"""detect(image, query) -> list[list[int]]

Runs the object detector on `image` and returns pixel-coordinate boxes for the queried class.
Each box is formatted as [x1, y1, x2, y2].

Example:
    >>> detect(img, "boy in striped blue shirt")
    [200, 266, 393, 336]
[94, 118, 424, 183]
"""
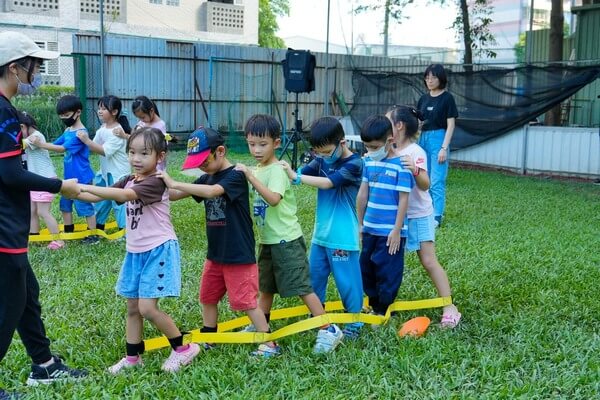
[357, 115, 414, 316]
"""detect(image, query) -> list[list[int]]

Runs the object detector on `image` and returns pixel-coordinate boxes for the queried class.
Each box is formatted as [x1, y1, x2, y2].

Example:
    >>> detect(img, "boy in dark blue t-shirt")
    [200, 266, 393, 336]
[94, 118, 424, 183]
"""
[31, 95, 98, 244]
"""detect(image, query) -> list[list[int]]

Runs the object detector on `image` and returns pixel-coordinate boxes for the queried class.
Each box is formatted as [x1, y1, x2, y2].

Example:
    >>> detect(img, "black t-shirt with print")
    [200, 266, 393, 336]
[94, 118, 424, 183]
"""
[193, 166, 256, 265]
[417, 91, 459, 132]
[0, 95, 62, 253]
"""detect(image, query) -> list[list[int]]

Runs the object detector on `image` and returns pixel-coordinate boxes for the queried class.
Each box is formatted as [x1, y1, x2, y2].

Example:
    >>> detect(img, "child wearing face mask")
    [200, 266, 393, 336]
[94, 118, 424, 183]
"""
[279, 116, 365, 339]
[30, 94, 98, 244]
[356, 115, 414, 316]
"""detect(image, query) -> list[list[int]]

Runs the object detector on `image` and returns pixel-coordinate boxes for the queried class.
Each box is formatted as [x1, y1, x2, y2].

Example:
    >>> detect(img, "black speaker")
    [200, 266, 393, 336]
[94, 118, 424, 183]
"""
[282, 49, 316, 94]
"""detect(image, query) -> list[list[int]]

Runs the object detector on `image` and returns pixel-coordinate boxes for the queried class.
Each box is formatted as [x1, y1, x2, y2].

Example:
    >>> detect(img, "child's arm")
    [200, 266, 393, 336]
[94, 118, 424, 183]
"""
[28, 135, 65, 153]
[79, 183, 138, 203]
[156, 171, 224, 200]
[400, 154, 430, 191]
[356, 181, 369, 231]
[387, 192, 408, 255]
[235, 163, 282, 206]
[279, 160, 333, 189]
[77, 130, 105, 156]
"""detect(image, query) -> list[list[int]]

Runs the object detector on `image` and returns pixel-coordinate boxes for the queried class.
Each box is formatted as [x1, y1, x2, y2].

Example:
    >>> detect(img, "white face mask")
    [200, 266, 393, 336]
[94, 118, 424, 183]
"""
[367, 144, 388, 161]
[16, 72, 42, 96]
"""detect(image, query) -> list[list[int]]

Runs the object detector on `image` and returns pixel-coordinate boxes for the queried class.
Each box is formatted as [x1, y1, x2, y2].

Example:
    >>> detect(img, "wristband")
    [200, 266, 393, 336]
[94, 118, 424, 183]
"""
[441, 146, 448, 151]
[292, 170, 302, 185]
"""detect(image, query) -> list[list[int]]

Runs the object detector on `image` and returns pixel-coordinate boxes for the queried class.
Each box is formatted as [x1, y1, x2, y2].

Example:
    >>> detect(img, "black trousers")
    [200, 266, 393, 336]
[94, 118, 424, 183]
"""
[0, 253, 52, 365]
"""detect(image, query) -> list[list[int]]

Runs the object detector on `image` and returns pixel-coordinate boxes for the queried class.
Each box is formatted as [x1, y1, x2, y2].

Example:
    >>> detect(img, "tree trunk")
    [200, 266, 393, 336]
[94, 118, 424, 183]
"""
[383, 0, 391, 57]
[460, 0, 473, 71]
[545, 0, 564, 126]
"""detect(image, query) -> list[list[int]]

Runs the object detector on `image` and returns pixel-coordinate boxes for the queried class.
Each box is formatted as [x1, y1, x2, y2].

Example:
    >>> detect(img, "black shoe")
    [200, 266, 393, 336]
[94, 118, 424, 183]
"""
[26, 355, 88, 386]
[0, 389, 21, 400]
[81, 235, 100, 245]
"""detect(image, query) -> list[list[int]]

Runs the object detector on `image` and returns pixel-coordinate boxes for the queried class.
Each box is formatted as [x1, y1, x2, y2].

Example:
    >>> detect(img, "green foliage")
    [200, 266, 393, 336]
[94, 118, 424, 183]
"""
[12, 85, 75, 141]
[449, 0, 497, 60]
[3, 151, 600, 398]
[258, 0, 289, 49]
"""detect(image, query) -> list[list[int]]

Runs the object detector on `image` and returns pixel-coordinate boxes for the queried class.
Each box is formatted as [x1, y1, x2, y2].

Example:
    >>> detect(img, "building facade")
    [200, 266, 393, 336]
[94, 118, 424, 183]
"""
[0, 0, 258, 85]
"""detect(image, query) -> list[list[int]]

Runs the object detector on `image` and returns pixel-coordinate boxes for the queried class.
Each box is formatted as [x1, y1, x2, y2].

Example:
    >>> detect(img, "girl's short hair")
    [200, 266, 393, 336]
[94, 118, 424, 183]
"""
[360, 115, 392, 143]
[127, 127, 167, 154]
[98, 95, 131, 133]
[387, 105, 423, 140]
[423, 64, 448, 89]
[17, 110, 38, 129]
[309, 116, 345, 148]
[244, 114, 281, 139]
[132, 95, 160, 117]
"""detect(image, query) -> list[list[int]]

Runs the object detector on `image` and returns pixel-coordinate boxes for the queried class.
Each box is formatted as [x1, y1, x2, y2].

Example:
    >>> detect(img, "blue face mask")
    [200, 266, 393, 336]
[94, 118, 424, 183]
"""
[367, 144, 388, 161]
[16, 73, 42, 96]
[321, 143, 342, 165]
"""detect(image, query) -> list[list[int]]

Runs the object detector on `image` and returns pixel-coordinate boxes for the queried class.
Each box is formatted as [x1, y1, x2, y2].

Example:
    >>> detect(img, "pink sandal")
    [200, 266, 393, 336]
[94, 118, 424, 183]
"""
[441, 310, 462, 328]
[47, 240, 65, 250]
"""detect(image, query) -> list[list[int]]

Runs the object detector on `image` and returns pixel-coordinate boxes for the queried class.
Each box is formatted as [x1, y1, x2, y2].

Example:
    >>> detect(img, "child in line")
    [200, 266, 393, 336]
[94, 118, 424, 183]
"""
[157, 127, 278, 357]
[236, 114, 343, 353]
[76, 127, 200, 373]
[114, 95, 169, 170]
[387, 105, 461, 327]
[279, 116, 364, 338]
[77, 95, 130, 232]
[357, 115, 413, 316]
[19, 111, 64, 250]
[31, 95, 98, 244]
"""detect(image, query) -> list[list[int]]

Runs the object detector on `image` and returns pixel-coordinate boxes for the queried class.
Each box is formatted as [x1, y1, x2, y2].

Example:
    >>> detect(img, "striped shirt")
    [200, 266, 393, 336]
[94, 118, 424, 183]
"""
[362, 156, 413, 237]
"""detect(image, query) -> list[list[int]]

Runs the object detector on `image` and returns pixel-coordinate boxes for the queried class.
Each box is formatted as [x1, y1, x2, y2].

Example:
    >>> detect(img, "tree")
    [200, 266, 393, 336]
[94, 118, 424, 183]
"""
[258, 0, 289, 49]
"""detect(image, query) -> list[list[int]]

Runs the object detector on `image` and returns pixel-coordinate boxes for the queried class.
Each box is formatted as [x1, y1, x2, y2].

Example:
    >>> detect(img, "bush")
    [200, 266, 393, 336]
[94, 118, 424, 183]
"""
[13, 85, 75, 141]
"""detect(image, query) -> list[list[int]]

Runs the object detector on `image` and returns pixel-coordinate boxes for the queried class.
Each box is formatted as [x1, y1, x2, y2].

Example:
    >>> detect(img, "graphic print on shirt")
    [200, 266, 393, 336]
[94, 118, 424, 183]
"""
[205, 196, 226, 226]
[332, 249, 349, 262]
[252, 189, 268, 227]
[127, 199, 144, 230]
[0, 117, 21, 145]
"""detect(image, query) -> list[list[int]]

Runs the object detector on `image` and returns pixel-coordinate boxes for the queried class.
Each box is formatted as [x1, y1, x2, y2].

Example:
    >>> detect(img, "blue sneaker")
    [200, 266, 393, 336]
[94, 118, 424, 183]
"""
[251, 343, 281, 358]
[314, 324, 343, 353]
[342, 322, 364, 339]
[26, 355, 88, 386]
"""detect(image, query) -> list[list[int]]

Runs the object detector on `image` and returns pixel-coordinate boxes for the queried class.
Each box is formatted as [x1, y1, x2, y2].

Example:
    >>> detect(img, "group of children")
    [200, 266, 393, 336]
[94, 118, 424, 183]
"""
[25, 102, 459, 375]
[22, 93, 462, 374]
[20, 94, 166, 247]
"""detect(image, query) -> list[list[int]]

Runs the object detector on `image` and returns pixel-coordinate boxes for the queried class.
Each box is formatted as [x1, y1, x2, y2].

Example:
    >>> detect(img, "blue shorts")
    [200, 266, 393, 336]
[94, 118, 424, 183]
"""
[116, 240, 181, 298]
[406, 215, 436, 252]
[59, 196, 95, 218]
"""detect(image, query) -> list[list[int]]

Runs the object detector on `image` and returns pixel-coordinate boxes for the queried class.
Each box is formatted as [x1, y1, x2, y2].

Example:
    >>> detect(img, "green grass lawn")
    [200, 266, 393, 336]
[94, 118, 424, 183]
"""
[2, 150, 600, 399]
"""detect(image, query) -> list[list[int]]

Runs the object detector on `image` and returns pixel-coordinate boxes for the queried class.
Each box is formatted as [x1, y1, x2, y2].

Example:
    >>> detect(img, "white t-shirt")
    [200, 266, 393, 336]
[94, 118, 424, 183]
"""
[93, 125, 130, 181]
[23, 131, 57, 178]
[397, 143, 434, 218]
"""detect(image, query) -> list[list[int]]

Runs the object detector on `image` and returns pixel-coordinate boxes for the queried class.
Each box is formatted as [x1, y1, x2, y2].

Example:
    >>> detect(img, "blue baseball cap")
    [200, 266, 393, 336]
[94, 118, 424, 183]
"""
[182, 126, 224, 169]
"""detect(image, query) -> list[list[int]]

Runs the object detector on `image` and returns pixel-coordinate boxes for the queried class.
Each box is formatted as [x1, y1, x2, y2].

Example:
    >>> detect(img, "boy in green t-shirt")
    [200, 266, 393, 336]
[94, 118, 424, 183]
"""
[235, 114, 343, 354]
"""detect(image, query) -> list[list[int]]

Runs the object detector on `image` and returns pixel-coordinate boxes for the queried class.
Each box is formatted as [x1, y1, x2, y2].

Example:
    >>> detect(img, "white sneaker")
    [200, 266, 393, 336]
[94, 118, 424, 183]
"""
[107, 356, 143, 375]
[313, 324, 343, 354]
[161, 343, 200, 372]
[241, 324, 257, 332]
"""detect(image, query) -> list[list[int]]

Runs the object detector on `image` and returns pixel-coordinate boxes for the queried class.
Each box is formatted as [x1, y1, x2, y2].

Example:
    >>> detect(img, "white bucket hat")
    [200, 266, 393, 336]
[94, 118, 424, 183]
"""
[0, 31, 59, 66]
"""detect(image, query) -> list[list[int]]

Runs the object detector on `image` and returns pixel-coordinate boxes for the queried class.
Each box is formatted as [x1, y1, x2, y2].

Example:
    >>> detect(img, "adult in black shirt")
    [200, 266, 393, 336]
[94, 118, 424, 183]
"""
[417, 64, 458, 227]
[0, 31, 86, 396]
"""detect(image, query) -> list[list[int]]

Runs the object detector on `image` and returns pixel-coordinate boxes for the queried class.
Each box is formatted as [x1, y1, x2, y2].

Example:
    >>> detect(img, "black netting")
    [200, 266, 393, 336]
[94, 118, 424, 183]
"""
[350, 65, 600, 149]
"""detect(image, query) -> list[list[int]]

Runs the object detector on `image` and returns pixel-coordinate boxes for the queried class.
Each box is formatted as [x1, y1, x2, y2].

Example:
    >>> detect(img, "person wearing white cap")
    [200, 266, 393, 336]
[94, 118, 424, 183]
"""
[0, 31, 87, 398]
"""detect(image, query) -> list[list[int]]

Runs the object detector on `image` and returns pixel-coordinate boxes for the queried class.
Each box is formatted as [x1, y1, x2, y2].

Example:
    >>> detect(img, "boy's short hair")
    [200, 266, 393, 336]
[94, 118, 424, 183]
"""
[360, 115, 392, 143]
[56, 95, 83, 115]
[309, 116, 344, 148]
[244, 114, 281, 140]
[182, 126, 225, 170]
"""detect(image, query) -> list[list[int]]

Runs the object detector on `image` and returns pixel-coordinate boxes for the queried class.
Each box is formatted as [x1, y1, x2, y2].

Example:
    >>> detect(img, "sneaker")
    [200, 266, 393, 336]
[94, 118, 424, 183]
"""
[26, 355, 88, 386]
[161, 343, 200, 372]
[107, 356, 143, 375]
[241, 324, 257, 332]
[314, 324, 344, 353]
[202, 342, 217, 351]
[342, 322, 364, 339]
[47, 240, 65, 250]
[250, 343, 281, 358]
[81, 235, 100, 245]
[0, 389, 21, 400]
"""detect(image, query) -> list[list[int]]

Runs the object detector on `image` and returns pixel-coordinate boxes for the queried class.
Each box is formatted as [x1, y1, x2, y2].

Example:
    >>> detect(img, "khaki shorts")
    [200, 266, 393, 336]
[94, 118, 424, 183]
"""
[258, 237, 313, 297]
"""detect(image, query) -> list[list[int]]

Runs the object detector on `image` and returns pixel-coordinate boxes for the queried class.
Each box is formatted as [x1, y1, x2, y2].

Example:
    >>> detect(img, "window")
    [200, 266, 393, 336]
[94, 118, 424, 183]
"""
[166, 0, 179, 5]
[149, 0, 162, 4]
[34, 41, 59, 76]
